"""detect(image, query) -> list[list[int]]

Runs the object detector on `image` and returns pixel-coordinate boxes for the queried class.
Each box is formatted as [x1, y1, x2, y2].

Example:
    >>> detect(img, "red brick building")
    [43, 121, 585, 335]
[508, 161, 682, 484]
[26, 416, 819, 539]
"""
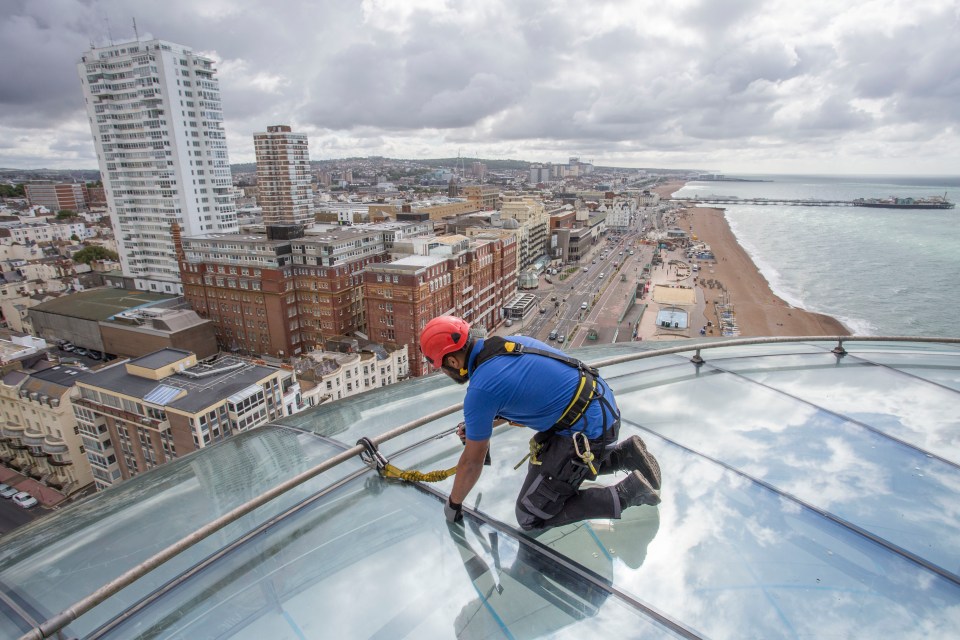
[364, 232, 517, 377]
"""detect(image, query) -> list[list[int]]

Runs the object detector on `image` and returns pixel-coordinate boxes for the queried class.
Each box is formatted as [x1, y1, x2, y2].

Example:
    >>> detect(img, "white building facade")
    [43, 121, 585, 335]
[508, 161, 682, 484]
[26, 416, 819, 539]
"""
[78, 38, 239, 295]
[254, 125, 315, 227]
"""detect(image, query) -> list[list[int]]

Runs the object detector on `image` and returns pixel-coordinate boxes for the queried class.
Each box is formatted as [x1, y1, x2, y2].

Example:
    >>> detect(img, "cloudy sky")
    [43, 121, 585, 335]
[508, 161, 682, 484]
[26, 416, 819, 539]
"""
[2, 0, 958, 174]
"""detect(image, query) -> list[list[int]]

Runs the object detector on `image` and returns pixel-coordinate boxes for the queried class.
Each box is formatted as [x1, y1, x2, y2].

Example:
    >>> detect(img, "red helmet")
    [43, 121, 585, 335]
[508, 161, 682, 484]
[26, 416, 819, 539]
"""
[420, 316, 471, 368]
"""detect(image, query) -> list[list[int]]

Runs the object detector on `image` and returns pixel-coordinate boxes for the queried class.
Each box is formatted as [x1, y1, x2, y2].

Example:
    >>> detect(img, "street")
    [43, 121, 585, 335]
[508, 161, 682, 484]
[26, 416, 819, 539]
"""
[0, 497, 45, 535]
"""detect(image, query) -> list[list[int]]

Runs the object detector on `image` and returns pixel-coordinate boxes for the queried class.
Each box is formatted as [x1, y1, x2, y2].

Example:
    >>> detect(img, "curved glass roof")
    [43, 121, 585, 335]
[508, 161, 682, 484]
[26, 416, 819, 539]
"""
[1, 339, 960, 639]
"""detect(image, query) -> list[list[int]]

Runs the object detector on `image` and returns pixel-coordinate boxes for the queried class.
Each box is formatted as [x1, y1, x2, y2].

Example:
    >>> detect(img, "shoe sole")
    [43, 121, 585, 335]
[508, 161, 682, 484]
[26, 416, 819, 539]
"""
[625, 436, 662, 490]
[621, 470, 661, 508]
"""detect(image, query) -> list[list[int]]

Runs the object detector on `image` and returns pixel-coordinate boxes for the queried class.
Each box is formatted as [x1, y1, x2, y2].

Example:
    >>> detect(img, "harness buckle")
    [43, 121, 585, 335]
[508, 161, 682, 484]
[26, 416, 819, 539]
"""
[357, 436, 389, 472]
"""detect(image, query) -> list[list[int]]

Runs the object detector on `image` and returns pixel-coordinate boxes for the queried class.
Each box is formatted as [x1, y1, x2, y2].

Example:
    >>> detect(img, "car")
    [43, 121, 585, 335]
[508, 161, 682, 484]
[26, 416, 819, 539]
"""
[539, 307, 546, 314]
[62, 343, 75, 352]
[599, 273, 605, 279]
[89, 350, 102, 361]
[582, 267, 589, 272]
[12, 492, 38, 508]
[549, 330, 558, 340]
[592, 259, 597, 264]
[0, 485, 19, 498]
[557, 334, 566, 343]
[74, 348, 88, 357]
[581, 302, 588, 310]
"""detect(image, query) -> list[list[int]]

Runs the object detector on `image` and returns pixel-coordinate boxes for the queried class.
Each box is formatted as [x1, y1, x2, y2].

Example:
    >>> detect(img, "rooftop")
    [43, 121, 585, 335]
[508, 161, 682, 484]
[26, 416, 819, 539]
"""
[1, 338, 959, 638]
[79, 353, 277, 413]
[28, 289, 175, 322]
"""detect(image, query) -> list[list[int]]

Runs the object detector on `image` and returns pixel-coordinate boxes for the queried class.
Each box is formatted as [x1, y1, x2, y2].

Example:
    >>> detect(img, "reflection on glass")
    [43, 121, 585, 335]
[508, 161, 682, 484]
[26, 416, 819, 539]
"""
[100, 476, 676, 639]
[0, 427, 361, 636]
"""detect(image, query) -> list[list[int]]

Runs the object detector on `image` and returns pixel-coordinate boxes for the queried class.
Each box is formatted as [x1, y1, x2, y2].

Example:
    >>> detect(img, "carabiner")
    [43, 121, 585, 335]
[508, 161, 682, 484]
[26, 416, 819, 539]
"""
[357, 436, 389, 472]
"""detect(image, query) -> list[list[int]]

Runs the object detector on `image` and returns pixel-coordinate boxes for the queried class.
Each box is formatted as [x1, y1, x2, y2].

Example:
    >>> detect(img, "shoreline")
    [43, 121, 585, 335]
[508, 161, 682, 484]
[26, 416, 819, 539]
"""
[652, 180, 850, 337]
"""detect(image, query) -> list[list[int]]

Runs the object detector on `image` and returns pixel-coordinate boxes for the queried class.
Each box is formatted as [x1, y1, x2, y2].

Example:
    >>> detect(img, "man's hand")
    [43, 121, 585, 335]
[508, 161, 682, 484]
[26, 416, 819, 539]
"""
[444, 498, 463, 524]
[456, 421, 467, 445]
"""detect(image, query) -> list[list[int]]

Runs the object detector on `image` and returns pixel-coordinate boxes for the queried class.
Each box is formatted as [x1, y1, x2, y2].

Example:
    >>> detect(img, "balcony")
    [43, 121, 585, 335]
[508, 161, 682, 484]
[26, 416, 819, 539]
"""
[43, 435, 70, 456]
[2, 421, 24, 439]
[22, 428, 45, 447]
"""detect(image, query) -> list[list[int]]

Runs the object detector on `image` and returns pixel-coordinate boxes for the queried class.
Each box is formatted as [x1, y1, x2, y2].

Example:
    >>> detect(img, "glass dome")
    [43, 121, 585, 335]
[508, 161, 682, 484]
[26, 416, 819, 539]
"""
[1, 339, 959, 639]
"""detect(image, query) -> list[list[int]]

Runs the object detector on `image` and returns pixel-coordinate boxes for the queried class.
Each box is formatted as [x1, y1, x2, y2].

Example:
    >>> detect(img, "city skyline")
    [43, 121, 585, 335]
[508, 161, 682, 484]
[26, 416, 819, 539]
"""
[1, 0, 958, 175]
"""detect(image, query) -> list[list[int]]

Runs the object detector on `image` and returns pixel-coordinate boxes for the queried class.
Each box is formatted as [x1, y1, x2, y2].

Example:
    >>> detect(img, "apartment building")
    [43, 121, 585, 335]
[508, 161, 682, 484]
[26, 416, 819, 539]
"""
[499, 194, 549, 270]
[364, 232, 517, 377]
[294, 341, 409, 405]
[178, 223, 434, 357]
[462, 185, 500, 211]
[177, 230, 299, 357]
[23, 182, 89, 212]
[0, 220, 88, 245]
[0, 362, 94, 498]
[254, 125, 314, 227]
[78, 38, 238, 295]
[73, 349, 298, 490]
[289, 227, 391, 347]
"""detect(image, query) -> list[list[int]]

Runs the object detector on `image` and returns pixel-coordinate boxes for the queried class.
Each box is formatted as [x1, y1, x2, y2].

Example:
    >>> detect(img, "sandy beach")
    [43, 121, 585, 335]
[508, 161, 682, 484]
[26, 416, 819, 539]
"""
[652, 181, 849, 337]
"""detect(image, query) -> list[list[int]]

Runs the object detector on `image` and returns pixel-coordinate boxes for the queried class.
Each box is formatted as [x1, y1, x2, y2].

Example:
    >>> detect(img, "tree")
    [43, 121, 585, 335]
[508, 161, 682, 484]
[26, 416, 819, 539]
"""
[72, 246, 119, 264]
[57, 209, 78, 219]
[0, 183, 25, 198]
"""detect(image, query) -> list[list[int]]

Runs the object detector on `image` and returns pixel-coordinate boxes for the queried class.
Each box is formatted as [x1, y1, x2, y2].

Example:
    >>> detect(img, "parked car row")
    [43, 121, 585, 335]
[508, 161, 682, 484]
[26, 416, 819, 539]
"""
[0, 483, 38, 508]
[57, 341, 103, 360]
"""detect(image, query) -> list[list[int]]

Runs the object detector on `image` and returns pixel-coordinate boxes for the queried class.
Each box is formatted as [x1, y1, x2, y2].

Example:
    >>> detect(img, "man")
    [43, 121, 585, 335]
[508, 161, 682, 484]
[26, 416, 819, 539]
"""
[419, 315, 661, 530]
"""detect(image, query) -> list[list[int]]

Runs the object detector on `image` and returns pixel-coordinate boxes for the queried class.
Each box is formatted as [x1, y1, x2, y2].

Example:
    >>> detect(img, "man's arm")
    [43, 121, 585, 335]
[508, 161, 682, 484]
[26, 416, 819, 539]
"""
[449, 437, 490, 506]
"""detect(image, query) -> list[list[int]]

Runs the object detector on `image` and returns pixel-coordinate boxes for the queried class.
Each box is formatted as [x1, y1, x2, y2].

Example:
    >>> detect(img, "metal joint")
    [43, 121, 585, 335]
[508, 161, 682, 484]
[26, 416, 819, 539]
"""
[356, 436, 388, 472]
[690, 349, 704, 365]
[832, 340, 847, 356]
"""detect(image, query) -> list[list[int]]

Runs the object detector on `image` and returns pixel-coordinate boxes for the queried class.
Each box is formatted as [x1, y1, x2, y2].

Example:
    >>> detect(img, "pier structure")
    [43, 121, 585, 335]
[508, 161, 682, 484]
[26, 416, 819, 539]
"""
[668, 197, 854, 206]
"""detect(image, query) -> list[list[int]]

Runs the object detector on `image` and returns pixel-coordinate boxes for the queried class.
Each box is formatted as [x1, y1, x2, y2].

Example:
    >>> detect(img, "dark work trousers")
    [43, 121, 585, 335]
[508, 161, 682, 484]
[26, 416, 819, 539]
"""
[515, 418, 622, 530]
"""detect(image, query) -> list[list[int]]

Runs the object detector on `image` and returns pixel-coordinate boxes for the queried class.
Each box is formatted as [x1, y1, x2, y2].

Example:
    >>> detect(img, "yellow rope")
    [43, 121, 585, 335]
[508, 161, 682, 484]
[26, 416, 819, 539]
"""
[513, 437, 543, 470]
[381, 463, 458, 483]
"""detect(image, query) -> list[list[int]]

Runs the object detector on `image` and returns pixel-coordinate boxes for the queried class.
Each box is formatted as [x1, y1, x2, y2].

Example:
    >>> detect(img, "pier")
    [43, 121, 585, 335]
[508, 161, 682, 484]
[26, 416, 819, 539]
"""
[669, 197, 854, 206]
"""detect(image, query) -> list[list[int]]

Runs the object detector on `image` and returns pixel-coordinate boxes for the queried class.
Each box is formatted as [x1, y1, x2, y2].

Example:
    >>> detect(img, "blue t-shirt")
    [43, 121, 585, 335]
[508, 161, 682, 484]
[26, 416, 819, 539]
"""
[462, 336, 616, 441]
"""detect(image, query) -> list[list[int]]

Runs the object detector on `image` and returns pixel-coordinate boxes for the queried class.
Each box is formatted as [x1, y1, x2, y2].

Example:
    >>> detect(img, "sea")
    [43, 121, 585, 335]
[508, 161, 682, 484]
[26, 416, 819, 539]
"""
[672, 174, 960, 338]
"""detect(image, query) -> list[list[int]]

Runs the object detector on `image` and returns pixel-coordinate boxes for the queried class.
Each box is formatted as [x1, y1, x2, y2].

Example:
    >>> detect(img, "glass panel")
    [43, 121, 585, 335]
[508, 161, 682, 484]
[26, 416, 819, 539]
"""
[332, 399, 960, 637]
[615, 369, 960, 576]
[277, 375, 465, 453]
[604, 441, 960, 638]
[720, 355, 960, 462]
[0, 611, 31, 638]
[0, 427, 364, 637]
[846, 350, 960, 391]
[98, 478, 680, 639]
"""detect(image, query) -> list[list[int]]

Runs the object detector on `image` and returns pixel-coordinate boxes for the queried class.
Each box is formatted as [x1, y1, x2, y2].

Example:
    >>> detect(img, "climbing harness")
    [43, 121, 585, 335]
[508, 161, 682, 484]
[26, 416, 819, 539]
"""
[357, 436, 458, 483]
[471, 337, 610, 470]
[473, 337, 600, 431]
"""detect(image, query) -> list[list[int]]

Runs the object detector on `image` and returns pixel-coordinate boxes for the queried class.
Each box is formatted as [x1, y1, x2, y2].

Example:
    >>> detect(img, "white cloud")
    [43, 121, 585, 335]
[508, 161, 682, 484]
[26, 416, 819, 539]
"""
[0, 0, 958, 172]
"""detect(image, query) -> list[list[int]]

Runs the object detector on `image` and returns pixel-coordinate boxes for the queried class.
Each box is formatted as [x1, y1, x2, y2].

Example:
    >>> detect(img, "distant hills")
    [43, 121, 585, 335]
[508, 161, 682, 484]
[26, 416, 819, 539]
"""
[2, 159, 696, 182]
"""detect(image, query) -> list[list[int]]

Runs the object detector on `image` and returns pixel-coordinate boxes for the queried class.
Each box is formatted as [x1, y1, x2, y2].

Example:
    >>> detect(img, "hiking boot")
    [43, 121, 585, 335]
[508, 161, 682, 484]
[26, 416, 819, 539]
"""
[616, 470, 661, 509]
[610, 436, 661, 490]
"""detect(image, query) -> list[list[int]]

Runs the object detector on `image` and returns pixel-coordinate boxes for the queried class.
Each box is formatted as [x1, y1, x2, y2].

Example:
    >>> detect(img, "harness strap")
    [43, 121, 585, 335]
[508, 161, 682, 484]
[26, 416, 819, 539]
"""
[473, 337, 600, 432]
